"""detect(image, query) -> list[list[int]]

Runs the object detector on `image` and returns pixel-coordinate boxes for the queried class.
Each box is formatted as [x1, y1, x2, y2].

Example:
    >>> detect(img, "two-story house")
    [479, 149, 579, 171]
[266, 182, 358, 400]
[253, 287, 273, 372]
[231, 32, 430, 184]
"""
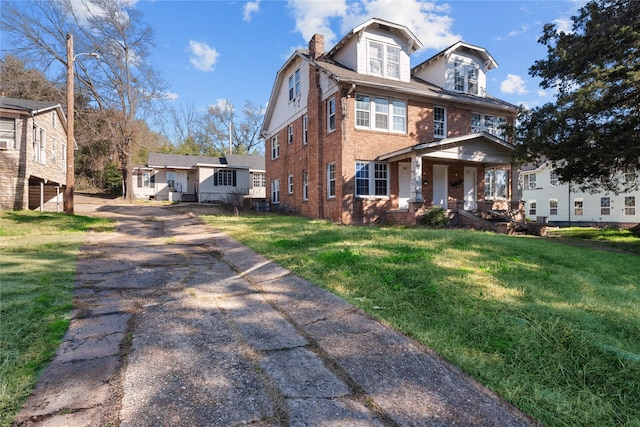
[520, 162, 639, 228]
[0, 96, 71, 211]
[261, 18, 518, 225]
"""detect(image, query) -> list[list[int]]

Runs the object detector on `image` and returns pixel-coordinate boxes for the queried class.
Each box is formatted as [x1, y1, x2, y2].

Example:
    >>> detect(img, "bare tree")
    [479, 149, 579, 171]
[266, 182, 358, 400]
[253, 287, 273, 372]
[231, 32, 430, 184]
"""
[2, 0, 167, 200]
[202, 99, 265, 155]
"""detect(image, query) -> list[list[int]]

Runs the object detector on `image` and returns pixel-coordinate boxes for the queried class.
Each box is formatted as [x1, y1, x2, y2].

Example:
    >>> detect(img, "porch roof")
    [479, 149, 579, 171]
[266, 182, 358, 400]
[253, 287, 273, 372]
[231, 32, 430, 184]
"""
[376, 132, 514, 165]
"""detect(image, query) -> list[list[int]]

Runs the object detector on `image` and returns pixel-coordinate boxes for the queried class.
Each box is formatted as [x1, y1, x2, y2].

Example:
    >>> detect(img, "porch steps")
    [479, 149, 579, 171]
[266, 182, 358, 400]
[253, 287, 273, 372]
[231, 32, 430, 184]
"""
[181, 193, 197, 202]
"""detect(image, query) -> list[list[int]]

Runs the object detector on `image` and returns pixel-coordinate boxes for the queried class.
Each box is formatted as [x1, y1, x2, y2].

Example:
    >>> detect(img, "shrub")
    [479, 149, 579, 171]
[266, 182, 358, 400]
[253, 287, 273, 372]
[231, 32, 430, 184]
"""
[417, 206, 448, 229]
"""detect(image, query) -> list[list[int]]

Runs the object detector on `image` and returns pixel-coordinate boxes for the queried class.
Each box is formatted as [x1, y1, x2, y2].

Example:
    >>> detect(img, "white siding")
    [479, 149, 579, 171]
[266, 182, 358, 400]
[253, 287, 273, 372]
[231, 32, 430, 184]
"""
[354, 28, 412, 83]
[332, 36, 358, 71]
[521, 165, 640, 225]
[413, 56, 446, 87]
[444, 52, 486, 96]
[319, 72, 339, 102]
[265, 57, 309, 138]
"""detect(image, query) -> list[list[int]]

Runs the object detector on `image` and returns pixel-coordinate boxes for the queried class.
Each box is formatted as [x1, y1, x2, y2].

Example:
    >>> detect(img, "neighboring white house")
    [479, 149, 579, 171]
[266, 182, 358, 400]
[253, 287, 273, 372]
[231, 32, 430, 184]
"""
[520, 162, 639, 228]
[132, 152, 266, 203]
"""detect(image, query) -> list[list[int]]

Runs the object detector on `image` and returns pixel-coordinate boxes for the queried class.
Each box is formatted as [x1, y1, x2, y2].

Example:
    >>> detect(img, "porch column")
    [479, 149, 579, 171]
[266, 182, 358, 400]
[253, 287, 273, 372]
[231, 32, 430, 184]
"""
[410, 154, 423, 202]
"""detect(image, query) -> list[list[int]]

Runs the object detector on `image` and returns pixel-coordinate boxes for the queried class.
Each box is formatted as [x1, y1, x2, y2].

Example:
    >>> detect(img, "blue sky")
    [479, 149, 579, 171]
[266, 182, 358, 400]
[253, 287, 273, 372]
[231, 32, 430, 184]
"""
[134, 0, 586, 118]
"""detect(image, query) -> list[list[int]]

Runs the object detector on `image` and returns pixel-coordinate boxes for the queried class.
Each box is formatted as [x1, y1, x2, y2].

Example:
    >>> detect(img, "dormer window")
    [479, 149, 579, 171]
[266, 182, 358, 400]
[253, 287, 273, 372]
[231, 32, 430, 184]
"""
[368, 40, 400, 79]
[454, 61, 479, 95]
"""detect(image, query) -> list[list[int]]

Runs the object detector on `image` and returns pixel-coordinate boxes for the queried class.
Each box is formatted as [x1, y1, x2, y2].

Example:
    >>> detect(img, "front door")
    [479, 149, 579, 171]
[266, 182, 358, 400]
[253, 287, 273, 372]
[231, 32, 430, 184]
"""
[433, 165, 448, 209]
[464, 167, 477, 210]
[398, 162, 411, 209]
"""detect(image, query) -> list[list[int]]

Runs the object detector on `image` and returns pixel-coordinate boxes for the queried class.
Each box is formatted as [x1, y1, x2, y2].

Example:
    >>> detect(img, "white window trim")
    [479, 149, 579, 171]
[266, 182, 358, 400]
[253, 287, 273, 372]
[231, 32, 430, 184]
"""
[574, 198, 584, 216]
[0, 118, 16, 149]
[302, 115, 308, 145]
[355, 161, 389, 198]
[271, 179, 280, 204]
[471, 112, 507, 140]
[354, 93, 406, 134]
[600, 196, 611, 215]
[287, 124, 294, 144]
[434, 106, 446, 139]
[529, 200, 537, 216]
[549, 199, 558, 216]
[327, 163, 336, 199]
[288, 174, 294, 194]
[624, 196, 636, 215]
[302, 170, 308, 201]
[368, 40, 400, 80]
[327, 97, 336, 132]
[288, 68, 300, 101]
[271, 136, 279, 160]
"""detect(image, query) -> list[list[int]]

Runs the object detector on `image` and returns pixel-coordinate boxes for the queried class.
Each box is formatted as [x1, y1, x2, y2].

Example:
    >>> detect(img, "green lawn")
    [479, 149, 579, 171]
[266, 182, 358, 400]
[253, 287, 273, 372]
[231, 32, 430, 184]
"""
[547, 227, 640, 255]
[0, 211, 114, 427]
[202, 214, 640, 427]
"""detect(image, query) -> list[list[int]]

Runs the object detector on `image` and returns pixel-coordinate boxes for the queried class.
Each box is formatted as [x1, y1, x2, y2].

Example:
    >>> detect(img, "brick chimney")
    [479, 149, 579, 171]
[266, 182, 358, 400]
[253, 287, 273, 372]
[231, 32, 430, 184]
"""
[309, 34, 324, 60]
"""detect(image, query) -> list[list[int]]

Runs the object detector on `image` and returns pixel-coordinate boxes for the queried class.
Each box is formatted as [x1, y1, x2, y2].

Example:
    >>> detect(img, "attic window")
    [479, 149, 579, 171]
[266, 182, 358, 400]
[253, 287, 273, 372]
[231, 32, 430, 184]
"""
[453, 61, 479, 95]
[368, 41, 400, 79]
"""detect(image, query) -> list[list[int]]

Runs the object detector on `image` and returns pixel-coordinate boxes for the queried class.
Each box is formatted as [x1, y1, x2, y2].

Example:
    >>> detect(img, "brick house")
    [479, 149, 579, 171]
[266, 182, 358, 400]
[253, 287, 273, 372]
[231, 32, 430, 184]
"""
[0, 96, 71, 211]
[261, 18, 519, 225]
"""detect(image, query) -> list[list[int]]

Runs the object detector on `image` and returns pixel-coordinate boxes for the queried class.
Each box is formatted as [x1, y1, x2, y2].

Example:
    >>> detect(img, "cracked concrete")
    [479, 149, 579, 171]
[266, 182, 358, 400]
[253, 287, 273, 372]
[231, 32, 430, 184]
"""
[12, 198, 538, 426]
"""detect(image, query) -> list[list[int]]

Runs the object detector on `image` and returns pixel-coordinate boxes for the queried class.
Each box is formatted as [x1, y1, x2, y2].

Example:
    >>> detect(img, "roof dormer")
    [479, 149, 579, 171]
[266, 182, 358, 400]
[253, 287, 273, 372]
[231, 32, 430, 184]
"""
[327, 18, 422, 84]
[412, 41, 498, 97]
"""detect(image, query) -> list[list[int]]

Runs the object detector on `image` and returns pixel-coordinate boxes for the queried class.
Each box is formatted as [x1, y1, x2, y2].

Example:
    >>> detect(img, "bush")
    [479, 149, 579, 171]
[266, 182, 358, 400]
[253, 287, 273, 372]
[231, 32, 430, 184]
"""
[417, 206, 448, 229]
[104, 162, 122, 193]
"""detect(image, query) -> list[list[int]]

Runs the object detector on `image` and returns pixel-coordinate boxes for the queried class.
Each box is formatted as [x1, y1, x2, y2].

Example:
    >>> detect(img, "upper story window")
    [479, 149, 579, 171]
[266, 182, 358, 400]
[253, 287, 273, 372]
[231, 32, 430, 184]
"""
[434, 106, 446, 138]
[0, 118, 16, 149]
[287, 124, 294, 144]
[368, 40, 400, 79]
[33, 126, 46, 164]
[355, 94, 406, 133]
[302, 115, 308, 145]
[271, 135, 280, 159]
[550, 171, 559, 186]
[471, 113, 507, 140]
[454, 60, 479, 95]
[524, 173, 537, 190]
[288, 68, 300, 101]
[327, 97, 336, 132]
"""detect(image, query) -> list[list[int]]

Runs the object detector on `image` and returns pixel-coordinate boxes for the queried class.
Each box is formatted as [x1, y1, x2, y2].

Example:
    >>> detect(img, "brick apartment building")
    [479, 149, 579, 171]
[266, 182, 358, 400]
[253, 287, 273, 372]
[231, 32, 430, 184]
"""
[261, 18, 518, 225]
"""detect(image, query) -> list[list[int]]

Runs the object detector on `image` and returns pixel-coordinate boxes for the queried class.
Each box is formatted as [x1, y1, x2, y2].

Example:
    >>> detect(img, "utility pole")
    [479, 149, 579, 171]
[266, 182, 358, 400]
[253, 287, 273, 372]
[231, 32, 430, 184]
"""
[65, 33, 75, 215]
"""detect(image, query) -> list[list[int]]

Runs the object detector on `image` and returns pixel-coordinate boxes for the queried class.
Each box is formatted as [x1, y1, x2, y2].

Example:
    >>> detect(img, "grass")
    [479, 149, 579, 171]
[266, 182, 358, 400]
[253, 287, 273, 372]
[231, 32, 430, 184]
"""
[547, 227, 640, 254]
[0, 211, 114, 427]
[201, 213, 640, 427]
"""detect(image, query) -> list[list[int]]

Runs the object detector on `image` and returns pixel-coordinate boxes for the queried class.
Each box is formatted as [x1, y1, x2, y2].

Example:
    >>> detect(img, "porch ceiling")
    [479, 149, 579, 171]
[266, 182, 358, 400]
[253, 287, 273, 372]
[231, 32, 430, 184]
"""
[377, 132, 514, 164]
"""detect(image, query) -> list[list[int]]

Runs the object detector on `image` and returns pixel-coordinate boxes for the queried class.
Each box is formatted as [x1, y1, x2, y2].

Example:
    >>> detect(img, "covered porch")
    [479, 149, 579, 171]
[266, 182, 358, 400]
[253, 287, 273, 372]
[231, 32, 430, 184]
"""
[378, 132, 522, 227]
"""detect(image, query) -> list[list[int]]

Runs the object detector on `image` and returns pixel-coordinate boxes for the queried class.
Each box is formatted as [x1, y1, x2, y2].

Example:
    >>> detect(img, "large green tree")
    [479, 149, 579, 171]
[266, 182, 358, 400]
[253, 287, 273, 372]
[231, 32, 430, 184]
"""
[514, 0, 640, 193]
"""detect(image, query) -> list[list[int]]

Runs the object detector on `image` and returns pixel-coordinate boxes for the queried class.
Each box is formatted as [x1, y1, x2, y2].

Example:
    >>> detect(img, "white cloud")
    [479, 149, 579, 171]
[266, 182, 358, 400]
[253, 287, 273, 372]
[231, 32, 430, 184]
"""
[500, 74, 529, 95]
[243, 1, 260, 22]
[209, 98, 234, 113]
[164, 91, 179, 101]
[537, 89, 547, 97]
[287, 0, 459, 51]
[188, 40, 219, 72]
[553, 18, 573, 34]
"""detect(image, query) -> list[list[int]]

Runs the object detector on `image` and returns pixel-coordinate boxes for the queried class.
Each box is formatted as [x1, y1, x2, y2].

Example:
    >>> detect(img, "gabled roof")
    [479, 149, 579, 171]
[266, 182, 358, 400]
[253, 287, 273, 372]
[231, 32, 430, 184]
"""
[147, 152, 265, 171]
[327, 17, 423, 57]
[0, 96, 62, 114]
[377, 132, 514, 162]
[412, 41, 498, 74]
[314, 57, 516, 111]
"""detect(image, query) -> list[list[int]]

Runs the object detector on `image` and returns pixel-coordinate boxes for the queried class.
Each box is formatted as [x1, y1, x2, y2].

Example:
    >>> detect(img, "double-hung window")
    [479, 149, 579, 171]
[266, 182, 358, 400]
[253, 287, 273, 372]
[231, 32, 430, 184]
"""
[0, 118, 16, 149]
[287, 124, 293, 144]
[137, 171, 151, 188]
[625, 196, 636, 215]
[288, 68, 300, 101]
[271, 179, 280, 204]
[550, 171, 559, 186]
[471, 113, 507, 140]
[529, 201, 537, 216]
[574, 199, 584, 216]
[355, 94, 406, 133]
[600, 197, 611, 215]
[485, 168, 508, 199]
[271, 136, 279, 159]
[327, 163, 336, 198]
[434, 107, 446, 138]
[524, 173, 537, 190]
[355, 161, 388, 197]
[327, 97, 336, 132]
[302, 115, 308, 145]
[549, 199, 558, 215]
[302, 170, 308, 201]
[288, 174, 294, 194]
[253, 173, 266, 188]
[453, 61, 479, 95]
[368, 40, 400, 79]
